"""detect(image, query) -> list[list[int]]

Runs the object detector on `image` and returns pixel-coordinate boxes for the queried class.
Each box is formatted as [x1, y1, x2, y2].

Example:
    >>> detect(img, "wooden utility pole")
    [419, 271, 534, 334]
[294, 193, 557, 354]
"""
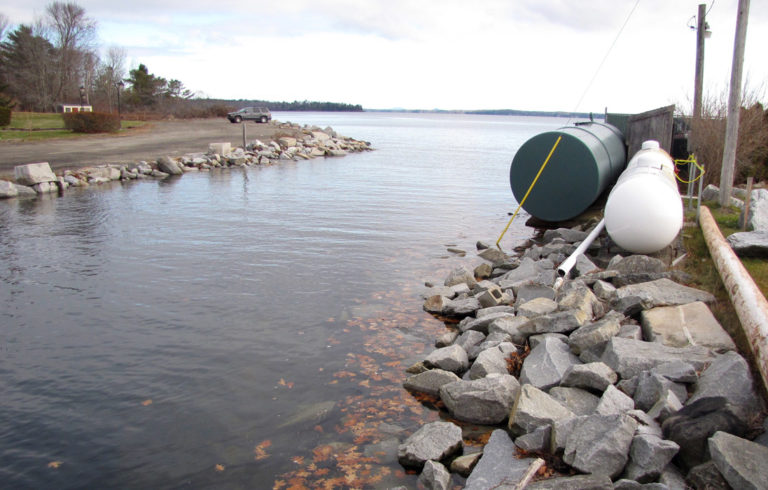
[691, 4, 707, 155]
[719, 0, 750, 207]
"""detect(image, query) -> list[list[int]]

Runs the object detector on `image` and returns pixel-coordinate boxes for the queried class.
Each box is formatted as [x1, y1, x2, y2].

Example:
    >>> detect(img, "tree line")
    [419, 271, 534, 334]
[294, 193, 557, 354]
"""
[0, 2, 361, 118]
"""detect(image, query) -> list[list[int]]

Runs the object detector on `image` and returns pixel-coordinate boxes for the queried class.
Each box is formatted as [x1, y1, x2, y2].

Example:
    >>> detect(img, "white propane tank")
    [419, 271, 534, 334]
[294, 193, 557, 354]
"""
[604, 140, 683, 254]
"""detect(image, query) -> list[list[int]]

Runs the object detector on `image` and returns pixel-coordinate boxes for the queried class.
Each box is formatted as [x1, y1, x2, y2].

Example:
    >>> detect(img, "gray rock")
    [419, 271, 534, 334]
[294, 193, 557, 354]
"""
[727, 231, 768, 257]
[551, 415, 588, 454]
[593, 280, 617, 301]
[687, 461, 730, 490]
[568, 311, 624, 355]
[424, 345, 469, 374]
[528, 333, 569, 350]
[476, 305, 516, 317]
[454, 330, 486, 353]
[640, 302, 736, 353]
[516, 297, 558, 317]
[487, 316, 528, 345]
[560, 362, 617, 392]
[464, 430, 538, 490]
[478, 247, 508, 263]
[627, 409, 664, 438]
[508, 384, 574, 436]
[612, 479, 642, 489]
[601, 337, 716, 379]
[520, 336, 581, 391]
[444, 266, 477, 288]
[0, 179, 20, 198]
[633, 372, 687, 412]
[739, 188, 768, 231]
[709, 431, 768, 490]
[563, 413, 638, 479]
[557, 286, 601, 320]
[423, 295, 451, 314]
[518, 310, 587, 336]
[658, 463, 687, 490]
[595, 384, 635, 415]
[650, 361, 698, 384]
[662, 397, 750, 471]
[469, 345, 510, 379]
[435, 330, 459, 347]
[418, 460, 450, 490]
[363, 437, 400, 464]
[443, 297, 481, 317]
[439, 374, 520, 425]
[614, 278, 715, 308]
[514, 425, 551, 452]
[397, 421, 463, 469]
[156, 156, 183, 175]
[516, 284, 556, 304]
[450, 452, 482, 477]
[403, 369, 461, 397]
[543, 228, 589, 243]
[474, 262, 493, 280]
[687, 351, 763, 413]
[618, 323, 643, 340]
[14, 162, 56, 185]
[549, 386, 600, 416]
[646, 390, 684, 423]
[468, 333, 515, 360]
[611, 255, 668, 274]
[525, 474, 613, 489]
[460, 312, 514, 334]
[573, 254, 600, 277]
[624, 434, 680, 483]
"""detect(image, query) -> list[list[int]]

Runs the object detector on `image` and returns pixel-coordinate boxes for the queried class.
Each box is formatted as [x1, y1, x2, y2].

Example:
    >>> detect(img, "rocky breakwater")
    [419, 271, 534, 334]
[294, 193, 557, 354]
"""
[400, 226, 768, 489]
[0, 121, 371, 199]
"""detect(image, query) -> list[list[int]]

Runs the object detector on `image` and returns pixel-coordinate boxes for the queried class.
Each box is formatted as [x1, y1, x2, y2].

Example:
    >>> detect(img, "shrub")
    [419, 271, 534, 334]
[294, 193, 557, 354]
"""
[62, 111, 121, 133]
[0, 107, 10, 127]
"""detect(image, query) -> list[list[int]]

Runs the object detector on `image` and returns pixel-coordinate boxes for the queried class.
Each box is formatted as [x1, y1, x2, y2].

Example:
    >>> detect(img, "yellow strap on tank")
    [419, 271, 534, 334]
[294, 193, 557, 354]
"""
[674, 154, 706, 184]
[495, 135, 563, 250]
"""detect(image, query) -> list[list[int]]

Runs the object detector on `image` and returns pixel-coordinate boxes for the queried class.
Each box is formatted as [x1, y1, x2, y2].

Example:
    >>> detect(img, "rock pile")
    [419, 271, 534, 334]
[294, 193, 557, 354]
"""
[400, 225, 768, 489]
[0, 121, 371, 199]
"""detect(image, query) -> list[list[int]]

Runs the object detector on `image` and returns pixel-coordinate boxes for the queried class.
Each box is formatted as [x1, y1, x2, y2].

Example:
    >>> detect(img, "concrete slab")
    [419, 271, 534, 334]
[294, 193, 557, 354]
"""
[641, 301, 736, 353]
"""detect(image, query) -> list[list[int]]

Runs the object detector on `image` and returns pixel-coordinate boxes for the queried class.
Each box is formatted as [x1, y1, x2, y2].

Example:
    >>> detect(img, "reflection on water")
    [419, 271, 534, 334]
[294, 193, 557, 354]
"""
[0, 112, 564, 488]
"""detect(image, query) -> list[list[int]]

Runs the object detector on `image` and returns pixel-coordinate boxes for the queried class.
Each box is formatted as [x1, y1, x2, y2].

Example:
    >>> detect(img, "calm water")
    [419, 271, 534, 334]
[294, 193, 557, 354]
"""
[0, 112, 565, 488]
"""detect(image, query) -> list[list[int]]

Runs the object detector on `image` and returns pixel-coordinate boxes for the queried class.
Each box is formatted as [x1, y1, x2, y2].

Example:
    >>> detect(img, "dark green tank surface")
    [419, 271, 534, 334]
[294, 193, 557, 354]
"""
[509, 122, 626, 222]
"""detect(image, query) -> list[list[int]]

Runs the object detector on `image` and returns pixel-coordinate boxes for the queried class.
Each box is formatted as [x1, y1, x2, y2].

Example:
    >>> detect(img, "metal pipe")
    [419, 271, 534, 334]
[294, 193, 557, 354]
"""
[699, 205, 768, 394]
[557, 219, 606, 278]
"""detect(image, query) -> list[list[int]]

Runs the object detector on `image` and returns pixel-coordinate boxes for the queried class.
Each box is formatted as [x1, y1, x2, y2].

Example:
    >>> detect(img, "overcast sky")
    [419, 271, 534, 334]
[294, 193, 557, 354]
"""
[3, 0, 767, 113]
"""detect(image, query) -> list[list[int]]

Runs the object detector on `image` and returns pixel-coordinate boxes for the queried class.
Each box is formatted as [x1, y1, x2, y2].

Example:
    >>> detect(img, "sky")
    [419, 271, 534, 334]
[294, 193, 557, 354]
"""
[2, 0, 768, 113]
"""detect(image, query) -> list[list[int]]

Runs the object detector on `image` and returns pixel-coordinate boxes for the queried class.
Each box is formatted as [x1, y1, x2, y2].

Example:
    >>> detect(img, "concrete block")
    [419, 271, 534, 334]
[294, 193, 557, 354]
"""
[208, 142, 232, 155]
[14, 162, 57, 186]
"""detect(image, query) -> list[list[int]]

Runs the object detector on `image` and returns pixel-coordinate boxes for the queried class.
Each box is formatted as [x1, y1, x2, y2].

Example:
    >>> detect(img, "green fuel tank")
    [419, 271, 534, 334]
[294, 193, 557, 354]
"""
[509, 122, 626, 222]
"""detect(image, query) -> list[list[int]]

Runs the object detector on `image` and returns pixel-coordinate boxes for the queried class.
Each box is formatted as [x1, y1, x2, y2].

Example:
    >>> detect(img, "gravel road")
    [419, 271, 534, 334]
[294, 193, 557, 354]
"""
[0, 119, 297, 174]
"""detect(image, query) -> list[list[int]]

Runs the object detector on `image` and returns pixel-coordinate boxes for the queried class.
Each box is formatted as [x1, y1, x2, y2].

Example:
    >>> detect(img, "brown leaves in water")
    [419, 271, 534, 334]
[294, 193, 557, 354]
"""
[214, 464, 225, 472]
[47, 461, 63, 469]
[254, 440, 272, 461]
[141, 399, 153, 406]
[507, 344, 531, 377]
[277, 378, 294, 389]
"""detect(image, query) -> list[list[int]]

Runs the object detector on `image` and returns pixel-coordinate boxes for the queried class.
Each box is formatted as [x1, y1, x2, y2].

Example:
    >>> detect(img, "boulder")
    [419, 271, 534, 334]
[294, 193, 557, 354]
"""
[473, 263, 493, 280]
[156, 156, 183, 175]
[450, 452, 482, 477]
[611, 255, 667, 275]
[423, 295, 451, 314]
[567, 311, 624, 355]
[487, 315, 528, 345]
[208, 142, 231, 155]
[508, 384, 574, 436]
[726, 231, 768, 258]
[442, 297, 481, 317]
[444, 266, 477, 288]
[469, 345, 510, 379]
[439, 374, 520, 424]
[646, 390, 683, 422]
[424, 345, 469, 374]
[464, 430, 538, 490]
[0, 180, 19, 199]
[563, 413, 638, 479]
[551, 415, 589, 455]
[476, 305, 516, 317]
[543, 228, 589, 243]
[14, 162, 56, 186]
[687, 461, 731, 490]
[593, 280, 617, 301]
[397, 421, 462, 469]
[435, 330, 459, 347]
[454, 330, 486, 353]
[418, 460, 450, 490]
[516, 297, 558, 317]
[601, 337, 716, 379]
[739, 188, 768, 231]
[623, 434, 679, 483]
[518, 310, 586, 336]
[650, 360, 699, 384]
[525, 474, 613, 490]
[514, 425, 551, 452]
[520, 336, 581, 390]
[515, 284, 556, 304]
[549, 386, 600, 416]
[478, 247, 508, 263]
[560, 362, 618, 392]
[403, 369, 461, 397]
[641, 301, 736, 352]
[662, 397, 750, 471]
[557, 286, 601, 320]
[614, 278, 715, 308]
[633, 372, 687, 412]
[595, 384, 635, 415]
[687, 351, 763, 413]
[709, 431, 768, 490]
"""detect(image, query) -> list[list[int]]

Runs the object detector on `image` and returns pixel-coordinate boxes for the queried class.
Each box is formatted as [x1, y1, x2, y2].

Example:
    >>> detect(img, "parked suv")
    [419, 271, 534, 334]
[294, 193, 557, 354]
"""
[227, 107, 271, 123]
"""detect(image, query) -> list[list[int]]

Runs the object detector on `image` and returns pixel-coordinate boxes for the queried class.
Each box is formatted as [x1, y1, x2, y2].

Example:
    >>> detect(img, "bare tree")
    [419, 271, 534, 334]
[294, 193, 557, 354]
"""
[91, 46, 126, 112]
[45, 1, 97, 104]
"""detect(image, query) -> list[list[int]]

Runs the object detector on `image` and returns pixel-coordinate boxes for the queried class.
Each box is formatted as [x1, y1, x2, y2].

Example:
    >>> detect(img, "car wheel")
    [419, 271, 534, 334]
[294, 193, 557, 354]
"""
[260, 116, 267, 123]
[234, 116, 242, 123]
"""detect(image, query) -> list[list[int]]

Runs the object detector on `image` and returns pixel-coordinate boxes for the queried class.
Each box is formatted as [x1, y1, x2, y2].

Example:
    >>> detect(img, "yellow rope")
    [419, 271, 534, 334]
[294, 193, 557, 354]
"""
[496, 135, 563, 250]
[674, 154, 706, 184]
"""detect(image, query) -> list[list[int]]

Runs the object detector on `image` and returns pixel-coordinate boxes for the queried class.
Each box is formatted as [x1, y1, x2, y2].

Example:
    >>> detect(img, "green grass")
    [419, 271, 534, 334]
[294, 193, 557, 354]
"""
[0, 112, 145, 141]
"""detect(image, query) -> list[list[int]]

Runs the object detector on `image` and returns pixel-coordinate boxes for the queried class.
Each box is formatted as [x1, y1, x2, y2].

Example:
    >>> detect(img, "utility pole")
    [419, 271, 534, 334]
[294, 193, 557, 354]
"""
[690, 4, 707, 155]
[719, 0, 750, 207]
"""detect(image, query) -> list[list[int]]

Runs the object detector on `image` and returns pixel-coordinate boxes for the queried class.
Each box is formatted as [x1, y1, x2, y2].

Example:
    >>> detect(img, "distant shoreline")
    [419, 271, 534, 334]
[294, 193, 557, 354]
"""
[364, 108, 602, 119]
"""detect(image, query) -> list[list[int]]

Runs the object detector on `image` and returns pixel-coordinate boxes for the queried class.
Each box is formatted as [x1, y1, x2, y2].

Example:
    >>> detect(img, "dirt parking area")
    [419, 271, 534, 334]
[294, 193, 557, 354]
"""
[0, 119, 302, 175]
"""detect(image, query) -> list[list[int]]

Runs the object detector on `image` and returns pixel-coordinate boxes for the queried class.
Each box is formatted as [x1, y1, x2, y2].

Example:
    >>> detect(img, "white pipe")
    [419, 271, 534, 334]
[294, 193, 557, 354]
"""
[557, 219, 606, 278]
[699, 205, 768, 394]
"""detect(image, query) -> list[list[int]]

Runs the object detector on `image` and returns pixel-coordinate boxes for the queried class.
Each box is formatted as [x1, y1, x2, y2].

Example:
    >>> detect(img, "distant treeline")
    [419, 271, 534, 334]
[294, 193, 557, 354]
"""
[200, 99, 364, 112]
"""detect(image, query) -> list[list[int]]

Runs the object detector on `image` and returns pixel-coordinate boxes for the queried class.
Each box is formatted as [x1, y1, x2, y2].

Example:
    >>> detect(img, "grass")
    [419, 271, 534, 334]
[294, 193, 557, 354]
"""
[679, 202, 768, 359]
[0, 112, 145, 141]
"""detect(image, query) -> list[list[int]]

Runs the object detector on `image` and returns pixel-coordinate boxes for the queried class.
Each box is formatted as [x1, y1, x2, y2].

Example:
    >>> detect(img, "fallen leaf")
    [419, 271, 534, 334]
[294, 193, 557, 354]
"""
[47, 461, 62, 469]
[215, 464, 225, 472]
[254, 439, 272, 461]
[278, 378, 294, 389]
[141, 399, 153, 406]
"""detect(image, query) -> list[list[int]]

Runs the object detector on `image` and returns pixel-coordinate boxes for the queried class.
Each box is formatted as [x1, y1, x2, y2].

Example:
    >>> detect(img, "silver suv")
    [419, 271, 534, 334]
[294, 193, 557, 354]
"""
[227, 107, 271, 123]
